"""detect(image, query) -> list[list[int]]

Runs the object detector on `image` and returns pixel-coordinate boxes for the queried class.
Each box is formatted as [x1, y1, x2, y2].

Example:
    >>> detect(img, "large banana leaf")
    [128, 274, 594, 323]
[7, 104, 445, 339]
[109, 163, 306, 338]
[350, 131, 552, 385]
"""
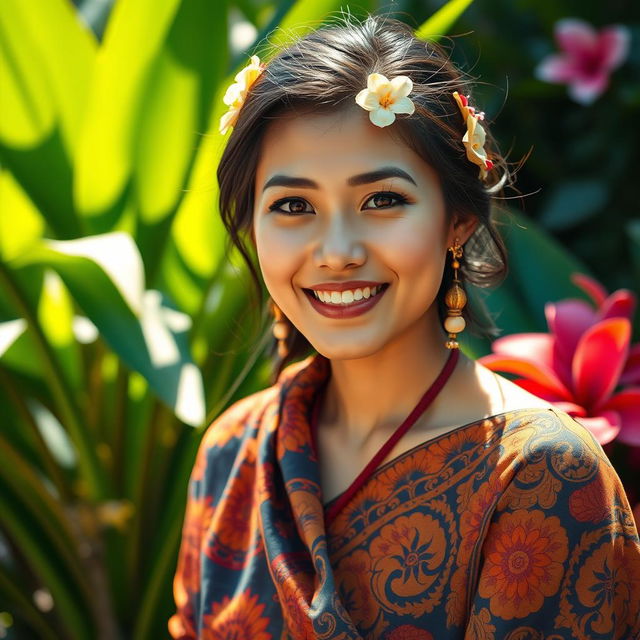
[0, 0, 95, 239]
[10, 232, 205, 428]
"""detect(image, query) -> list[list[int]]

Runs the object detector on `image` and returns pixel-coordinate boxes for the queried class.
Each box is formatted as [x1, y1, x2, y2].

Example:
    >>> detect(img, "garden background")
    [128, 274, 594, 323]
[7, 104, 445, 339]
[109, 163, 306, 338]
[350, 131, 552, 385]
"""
[0, 0, 638, 638]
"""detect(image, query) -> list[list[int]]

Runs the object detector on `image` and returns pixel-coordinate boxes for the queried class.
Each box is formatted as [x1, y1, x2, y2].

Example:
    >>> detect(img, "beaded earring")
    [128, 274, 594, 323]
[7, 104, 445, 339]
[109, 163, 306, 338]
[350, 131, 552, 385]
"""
[271, 300, 290, 358]
[444, 238, 467, 349]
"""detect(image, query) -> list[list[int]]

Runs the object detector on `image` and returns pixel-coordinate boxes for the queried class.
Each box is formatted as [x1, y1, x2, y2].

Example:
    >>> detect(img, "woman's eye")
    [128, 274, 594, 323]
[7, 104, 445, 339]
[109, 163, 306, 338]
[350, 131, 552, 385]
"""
[363, 192, 409, 209]
[268, 192, 409, 216]
[269, 198, 314, 215]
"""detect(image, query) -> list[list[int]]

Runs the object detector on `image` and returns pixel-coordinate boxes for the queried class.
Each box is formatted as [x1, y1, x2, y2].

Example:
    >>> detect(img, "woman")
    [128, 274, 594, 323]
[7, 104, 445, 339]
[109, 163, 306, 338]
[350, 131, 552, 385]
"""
[169, 14, 640, 639]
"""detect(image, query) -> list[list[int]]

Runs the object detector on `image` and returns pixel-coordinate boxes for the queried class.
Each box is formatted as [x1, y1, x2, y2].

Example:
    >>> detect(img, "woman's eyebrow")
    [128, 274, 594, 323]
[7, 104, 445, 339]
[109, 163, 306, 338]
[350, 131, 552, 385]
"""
[261, 166, 417, 193]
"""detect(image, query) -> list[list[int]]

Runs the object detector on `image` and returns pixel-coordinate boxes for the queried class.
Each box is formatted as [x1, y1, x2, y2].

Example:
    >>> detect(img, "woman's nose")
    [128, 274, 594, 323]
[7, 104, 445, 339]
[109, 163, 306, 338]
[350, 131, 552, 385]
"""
[313, 214, 366, 271]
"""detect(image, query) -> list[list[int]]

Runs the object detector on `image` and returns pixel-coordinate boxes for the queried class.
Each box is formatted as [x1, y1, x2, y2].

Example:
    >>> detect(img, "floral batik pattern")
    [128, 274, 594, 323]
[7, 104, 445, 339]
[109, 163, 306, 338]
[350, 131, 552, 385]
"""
[169, 352, 640, 639]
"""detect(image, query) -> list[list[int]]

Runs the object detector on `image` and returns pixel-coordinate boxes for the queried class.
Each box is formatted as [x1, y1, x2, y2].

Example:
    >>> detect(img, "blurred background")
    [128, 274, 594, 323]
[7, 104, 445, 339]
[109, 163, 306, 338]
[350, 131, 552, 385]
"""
[0, 0, 638, 637]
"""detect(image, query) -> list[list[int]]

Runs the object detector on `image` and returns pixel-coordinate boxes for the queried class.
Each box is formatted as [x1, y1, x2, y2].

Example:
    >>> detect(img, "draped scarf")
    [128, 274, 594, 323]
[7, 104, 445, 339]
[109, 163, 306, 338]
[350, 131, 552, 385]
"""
[169, 351, 640, 640]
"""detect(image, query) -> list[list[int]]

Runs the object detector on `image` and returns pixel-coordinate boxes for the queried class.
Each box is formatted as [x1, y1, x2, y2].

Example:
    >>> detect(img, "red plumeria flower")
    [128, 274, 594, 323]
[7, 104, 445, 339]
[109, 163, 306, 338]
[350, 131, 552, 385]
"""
[535, 18, 630, 105]
[478, 273, 640, 446]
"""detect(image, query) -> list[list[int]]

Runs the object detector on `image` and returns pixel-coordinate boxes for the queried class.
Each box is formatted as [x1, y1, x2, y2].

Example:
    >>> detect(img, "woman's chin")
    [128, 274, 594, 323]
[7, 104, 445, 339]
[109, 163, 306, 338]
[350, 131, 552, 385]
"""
[306, 336, 387, 361]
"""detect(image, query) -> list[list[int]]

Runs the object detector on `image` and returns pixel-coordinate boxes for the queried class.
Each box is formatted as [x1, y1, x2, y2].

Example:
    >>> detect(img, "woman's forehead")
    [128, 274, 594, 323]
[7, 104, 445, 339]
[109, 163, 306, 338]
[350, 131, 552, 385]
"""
[255, 108, 436, 191]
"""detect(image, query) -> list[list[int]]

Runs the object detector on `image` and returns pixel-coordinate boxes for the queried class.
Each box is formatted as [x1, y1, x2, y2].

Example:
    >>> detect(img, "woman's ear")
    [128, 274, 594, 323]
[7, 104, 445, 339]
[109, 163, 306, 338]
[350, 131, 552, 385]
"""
[448, 214, 479, 246]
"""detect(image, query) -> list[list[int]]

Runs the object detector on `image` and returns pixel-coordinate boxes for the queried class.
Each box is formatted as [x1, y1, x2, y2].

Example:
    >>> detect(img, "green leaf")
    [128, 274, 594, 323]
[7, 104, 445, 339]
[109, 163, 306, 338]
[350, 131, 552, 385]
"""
[415, 0, 475, 41]
[0, 1, 93, 239]
[0, 261, 107, 497]
[0, 571, 61, 640]
[0, 169, 45, 263]
[0, 2, 55, 148]
[75, 0, 182, 217]
[539, 180, 609, 231]
[170, 133, 228, 280]
[38, 270, 83, 392]
[260, 0, 354, 52]
[486, 212, 590, 334]
[0, 474, 93, 640]
[11, 232, 205, 426]
[28, 397, 77, 469]
[0, 0, 96, 155]
[0, 317, 44, 379]
[0, 318, 26, 358]
[134, 0, 228, 225]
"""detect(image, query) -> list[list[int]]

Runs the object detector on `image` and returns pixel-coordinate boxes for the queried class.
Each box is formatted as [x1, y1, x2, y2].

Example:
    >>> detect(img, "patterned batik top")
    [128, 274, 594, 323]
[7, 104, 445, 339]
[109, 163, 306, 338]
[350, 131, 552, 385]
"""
[168, 352, 640, 640]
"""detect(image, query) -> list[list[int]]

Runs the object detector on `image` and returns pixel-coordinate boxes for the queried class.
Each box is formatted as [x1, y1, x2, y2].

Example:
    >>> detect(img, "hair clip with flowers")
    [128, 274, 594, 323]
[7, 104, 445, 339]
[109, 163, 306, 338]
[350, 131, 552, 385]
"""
[452, 91, 494, 180]
[219, 55, 265, 135]
[355, 73, 415, 128]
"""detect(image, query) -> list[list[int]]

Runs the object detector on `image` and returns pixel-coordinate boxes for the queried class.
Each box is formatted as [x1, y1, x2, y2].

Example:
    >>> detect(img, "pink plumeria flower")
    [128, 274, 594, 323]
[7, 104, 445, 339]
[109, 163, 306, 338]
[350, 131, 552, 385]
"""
[478, 273, 640, 446]
[535, 18, 630, 105]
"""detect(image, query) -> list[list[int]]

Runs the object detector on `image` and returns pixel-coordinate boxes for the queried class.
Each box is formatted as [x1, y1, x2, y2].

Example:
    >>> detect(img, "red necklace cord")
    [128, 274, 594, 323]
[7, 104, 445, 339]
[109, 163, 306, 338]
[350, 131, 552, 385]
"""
[310, 348, 460, 527]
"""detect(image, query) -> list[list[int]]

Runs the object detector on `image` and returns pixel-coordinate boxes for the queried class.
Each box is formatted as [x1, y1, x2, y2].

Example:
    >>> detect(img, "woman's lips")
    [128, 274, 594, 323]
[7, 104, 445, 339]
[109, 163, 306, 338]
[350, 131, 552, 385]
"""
[303, 284, 389, 319]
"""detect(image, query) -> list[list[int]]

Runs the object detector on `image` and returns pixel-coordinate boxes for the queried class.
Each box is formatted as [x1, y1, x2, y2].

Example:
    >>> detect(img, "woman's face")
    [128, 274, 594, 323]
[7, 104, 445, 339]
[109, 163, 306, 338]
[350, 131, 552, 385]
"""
[252, 107, 477, 359]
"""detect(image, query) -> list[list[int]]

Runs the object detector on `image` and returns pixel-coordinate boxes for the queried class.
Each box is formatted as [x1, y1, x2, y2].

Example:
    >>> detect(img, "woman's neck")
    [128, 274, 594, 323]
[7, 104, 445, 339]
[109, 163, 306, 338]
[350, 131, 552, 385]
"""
[320, 309, 471, 445]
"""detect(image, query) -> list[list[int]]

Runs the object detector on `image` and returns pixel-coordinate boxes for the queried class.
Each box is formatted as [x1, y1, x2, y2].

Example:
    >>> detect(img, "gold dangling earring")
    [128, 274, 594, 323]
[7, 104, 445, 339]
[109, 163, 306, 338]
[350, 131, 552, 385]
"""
[271, 300, 290, 358]
[444, 238, 467, 349]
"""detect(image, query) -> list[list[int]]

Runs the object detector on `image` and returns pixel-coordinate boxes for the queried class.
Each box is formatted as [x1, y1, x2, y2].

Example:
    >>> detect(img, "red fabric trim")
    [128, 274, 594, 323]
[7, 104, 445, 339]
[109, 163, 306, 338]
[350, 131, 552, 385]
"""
[310, 349, 460, 527]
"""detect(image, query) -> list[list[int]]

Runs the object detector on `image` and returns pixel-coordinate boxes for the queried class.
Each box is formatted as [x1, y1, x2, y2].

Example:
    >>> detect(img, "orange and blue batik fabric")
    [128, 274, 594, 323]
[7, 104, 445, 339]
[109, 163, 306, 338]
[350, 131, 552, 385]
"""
[169, 352, 640, 639]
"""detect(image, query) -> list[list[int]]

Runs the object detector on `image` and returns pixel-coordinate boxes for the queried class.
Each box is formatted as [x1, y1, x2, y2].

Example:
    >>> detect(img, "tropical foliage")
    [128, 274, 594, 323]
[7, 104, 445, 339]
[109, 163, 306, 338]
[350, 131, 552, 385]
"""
[0, 0, 636, 638]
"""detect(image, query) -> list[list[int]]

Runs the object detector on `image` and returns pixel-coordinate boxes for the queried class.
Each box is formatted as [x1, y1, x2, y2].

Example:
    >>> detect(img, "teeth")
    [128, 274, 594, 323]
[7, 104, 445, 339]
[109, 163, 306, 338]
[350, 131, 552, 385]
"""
[311, 285, 385, 305]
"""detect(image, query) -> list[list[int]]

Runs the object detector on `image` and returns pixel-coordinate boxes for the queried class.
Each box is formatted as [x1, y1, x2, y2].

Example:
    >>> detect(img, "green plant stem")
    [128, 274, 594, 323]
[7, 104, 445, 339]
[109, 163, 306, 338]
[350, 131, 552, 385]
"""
[206, 314, 271, 424]
[0, 567, 62, 640]
[187, 256, 227, 351]
[0, 437, 93, 597]
[0, 437, 121, 639]
[85, 339, 107, 438]
[0, 488, 92, 640]
[110, 358, 129, 495]
[132, 426, 202, 640]
[0, 262, 110, 499]
[124, 397, 162, 604]
[0, 365, 71, 503]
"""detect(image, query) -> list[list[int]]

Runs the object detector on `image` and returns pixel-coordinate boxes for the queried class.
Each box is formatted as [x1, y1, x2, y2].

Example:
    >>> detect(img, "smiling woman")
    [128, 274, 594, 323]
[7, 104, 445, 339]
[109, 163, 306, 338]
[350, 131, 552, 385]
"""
[169, 12, 640, 640]
[252, 108, 470, 366]
[218, 23, 510, 379]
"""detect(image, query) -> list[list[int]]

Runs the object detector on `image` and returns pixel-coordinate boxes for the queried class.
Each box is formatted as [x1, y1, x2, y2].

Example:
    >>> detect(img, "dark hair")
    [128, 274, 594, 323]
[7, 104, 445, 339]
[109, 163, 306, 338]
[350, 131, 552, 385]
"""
[217, 13, 511, 382]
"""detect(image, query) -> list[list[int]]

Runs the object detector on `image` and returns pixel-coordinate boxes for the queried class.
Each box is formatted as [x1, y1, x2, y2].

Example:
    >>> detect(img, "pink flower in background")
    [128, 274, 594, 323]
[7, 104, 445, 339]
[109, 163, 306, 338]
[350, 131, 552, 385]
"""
[535, 18, 630, 105]
[479, 273, 640, 446]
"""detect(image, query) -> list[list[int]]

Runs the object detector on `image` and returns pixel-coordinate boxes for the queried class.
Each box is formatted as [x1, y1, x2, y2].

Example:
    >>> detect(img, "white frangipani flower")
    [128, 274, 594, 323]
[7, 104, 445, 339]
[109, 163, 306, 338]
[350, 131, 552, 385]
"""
[219, 55, 264, 135]
[355, 73, 415, 128]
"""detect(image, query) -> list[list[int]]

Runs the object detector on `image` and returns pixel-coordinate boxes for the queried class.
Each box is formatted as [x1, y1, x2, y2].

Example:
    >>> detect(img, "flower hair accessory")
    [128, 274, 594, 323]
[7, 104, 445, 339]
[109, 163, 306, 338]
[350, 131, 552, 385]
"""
[219, 55, 265, 135]
[355, 73, 415, 128]
[452, 91, 494, 180]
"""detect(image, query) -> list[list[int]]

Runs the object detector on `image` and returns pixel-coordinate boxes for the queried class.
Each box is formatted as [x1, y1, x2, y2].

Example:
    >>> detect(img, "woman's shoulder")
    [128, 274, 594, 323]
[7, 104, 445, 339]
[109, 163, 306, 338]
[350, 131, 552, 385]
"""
[493, 404, 619, 490]
[480, 359, 557, 413]
[200, 384, 281, 453]
[465, 360, 614, 463]
[188, 383, 283, 487]
[196, 354, 320, 464]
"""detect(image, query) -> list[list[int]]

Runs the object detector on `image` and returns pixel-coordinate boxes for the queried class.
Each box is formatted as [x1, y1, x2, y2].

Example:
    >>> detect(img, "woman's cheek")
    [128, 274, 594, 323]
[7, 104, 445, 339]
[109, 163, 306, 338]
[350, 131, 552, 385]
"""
[380, 222, 444, 273]
[256, 226, 304, 291]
